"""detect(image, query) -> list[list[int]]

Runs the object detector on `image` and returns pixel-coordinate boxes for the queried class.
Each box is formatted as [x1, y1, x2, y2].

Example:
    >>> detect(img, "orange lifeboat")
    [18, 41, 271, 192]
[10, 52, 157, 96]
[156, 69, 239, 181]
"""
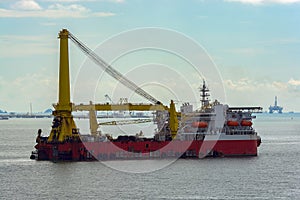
[241, 120, 252, 126]
[192, 121, 208, 128]
[227, 121, 239, 126]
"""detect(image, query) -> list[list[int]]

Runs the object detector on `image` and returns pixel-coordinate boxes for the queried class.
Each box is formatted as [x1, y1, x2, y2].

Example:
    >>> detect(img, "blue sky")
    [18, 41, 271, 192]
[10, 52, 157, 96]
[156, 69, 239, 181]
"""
[0, 0, 300, 112]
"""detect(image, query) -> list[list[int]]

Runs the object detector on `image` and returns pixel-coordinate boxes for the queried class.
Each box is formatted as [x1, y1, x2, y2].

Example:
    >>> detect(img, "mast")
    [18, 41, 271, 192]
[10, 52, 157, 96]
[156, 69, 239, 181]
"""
[200, 80, 210, 110]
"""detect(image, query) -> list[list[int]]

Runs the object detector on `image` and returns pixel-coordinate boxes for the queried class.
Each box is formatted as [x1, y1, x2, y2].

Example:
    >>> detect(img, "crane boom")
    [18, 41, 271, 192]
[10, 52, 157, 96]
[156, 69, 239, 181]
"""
[68, 32, 160, 105]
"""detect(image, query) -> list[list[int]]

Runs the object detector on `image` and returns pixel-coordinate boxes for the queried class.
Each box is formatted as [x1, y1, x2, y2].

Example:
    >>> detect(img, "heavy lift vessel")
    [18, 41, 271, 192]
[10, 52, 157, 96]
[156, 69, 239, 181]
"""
[30, 29, 262, 161]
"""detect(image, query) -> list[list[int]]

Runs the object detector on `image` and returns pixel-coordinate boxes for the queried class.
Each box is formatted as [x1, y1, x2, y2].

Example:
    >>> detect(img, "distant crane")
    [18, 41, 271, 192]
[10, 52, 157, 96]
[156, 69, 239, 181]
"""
[104, 94, 128, 117]
[104, 94, 113, 104]
[269, 96, 283, 113]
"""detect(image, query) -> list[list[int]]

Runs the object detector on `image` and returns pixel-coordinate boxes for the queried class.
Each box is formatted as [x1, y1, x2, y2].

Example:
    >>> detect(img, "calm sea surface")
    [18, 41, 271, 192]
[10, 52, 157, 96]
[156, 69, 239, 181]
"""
[0, 114, 299, 199]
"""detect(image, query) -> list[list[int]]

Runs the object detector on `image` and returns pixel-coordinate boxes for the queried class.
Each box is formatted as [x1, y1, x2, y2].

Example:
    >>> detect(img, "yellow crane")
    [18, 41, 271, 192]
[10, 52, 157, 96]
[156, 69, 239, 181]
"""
[48, 29, 178, 143]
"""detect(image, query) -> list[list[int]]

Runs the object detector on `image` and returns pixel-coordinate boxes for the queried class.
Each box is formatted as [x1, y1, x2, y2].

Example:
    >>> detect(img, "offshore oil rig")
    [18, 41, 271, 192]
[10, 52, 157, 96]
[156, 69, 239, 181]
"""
[30, 29, 261, 161]
[269, 96, 283, 113]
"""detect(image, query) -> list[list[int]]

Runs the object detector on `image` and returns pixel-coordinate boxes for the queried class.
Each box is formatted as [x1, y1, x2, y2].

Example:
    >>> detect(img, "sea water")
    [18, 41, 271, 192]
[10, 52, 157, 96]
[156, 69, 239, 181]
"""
[0, 114, 299, 199]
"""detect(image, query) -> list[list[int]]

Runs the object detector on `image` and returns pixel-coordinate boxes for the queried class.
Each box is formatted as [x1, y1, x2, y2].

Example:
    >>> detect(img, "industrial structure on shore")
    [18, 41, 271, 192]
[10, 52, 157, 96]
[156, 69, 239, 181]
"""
[269, 96, 283, 113]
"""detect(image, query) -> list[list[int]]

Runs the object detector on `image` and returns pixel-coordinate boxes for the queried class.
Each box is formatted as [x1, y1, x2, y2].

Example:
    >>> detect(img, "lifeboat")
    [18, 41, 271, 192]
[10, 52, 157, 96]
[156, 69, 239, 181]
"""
[241, 120, 252, 126]
[192, 121, 208, 128]
[227, 120, 239, 126]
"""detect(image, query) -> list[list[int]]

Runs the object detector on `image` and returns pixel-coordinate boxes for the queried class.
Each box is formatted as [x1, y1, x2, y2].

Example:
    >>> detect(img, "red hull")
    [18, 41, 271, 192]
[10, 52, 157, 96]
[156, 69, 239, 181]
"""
[34, 137, 260, 161]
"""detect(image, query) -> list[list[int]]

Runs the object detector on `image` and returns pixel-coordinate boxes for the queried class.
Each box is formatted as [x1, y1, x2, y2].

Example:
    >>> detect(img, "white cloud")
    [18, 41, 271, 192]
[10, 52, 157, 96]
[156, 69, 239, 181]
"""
[224, 78, 300, 94]
[0, 3, 115, 18]
[111, 0, 125, 3]
[287, 78, 300, 93]
[223, 78, 300, 111]
[288, 78, 300, 86]
[11, 0, 42, 10]
[40, 0, 124, 3]
[225, 0, 300, 4]
[272, 81, 287, 90]
[224, 78, 260, 91]
[225, 0, 262, 4]
[42, 0, 89, 2]
[0, 35, 56, 57]
[0, 71, 57, 112]
[48, 3, 88, 12]
[92, 12, 115, 17]
[224, 78, 290, 91]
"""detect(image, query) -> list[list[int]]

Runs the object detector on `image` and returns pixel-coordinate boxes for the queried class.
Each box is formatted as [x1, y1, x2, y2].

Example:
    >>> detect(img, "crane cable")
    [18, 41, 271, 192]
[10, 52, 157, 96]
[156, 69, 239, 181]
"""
[68, 32, 161, 105]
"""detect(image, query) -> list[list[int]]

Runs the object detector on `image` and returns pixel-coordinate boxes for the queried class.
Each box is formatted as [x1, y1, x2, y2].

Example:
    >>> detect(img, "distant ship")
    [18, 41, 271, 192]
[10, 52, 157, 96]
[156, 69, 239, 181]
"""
[0, 116, 9, 120]
[269, 96, 283, 113]
[0, 109, 9, 120]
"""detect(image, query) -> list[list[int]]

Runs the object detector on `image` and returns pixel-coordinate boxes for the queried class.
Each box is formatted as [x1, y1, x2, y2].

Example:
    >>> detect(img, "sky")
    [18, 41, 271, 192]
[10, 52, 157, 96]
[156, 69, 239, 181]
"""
[0, 0, 300, 112]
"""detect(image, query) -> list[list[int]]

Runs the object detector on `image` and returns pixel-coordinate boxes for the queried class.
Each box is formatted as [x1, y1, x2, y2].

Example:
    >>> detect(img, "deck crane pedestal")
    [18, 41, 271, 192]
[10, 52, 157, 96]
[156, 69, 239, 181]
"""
[47, 29, 78, 143]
